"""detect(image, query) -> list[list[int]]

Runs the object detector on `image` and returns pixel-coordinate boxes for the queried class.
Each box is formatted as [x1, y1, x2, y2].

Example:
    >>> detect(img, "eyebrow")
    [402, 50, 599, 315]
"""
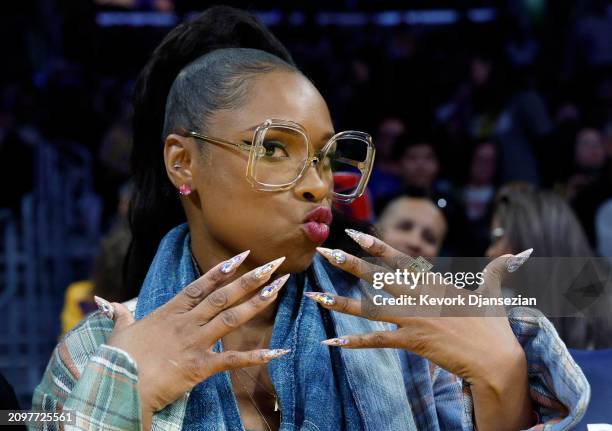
[241, 124, 336, 144]
[320, 131, 335, 142]
[242, 125, 260, 132]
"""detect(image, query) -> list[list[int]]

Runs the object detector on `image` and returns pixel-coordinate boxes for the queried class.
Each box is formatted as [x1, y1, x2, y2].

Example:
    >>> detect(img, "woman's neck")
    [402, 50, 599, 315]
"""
[187, 219, 279, 326]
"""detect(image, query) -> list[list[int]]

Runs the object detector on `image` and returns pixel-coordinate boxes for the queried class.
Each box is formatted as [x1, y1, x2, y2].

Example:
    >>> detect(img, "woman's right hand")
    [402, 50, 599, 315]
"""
[102, 251, 289, 429]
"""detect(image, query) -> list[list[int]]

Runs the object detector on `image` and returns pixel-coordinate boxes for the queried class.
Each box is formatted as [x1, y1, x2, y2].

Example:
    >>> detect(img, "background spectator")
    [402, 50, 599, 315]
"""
[375, 194, 447, 259]
[486, 187, 612, 349]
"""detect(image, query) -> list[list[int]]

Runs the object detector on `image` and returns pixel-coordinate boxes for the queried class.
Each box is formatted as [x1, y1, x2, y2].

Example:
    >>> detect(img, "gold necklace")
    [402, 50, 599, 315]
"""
[233, 369, 278, 431]
[235, 367, 279, 412]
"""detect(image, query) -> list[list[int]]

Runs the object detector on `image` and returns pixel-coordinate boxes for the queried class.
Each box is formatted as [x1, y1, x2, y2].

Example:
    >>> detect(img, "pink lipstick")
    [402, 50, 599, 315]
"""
[302, 206, 333, 243]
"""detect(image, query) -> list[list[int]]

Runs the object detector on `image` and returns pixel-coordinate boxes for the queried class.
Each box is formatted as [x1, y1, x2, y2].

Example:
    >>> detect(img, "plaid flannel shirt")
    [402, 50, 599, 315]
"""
[31, 306, 589, 431]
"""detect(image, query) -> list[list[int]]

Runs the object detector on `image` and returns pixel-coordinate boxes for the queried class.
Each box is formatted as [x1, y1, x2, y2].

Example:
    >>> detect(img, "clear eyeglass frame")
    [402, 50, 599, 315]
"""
[186, 118, 376, 203]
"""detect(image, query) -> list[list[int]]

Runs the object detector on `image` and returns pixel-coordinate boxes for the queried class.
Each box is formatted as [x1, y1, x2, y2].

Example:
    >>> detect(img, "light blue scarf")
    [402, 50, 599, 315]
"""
[135, 224, 417, 430]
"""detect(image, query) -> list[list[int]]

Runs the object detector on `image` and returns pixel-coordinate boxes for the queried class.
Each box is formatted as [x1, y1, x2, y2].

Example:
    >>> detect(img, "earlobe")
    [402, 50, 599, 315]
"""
[164, 134, 195, 194]
[179, 184, 192, 196]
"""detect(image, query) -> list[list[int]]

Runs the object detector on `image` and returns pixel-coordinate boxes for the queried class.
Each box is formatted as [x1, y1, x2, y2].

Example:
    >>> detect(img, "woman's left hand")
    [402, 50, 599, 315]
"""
[309, 230, 535, 431]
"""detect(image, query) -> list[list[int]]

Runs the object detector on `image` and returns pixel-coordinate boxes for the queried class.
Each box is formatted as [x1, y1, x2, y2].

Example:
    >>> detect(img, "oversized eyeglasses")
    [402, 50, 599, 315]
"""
[187, 119, 375, 203]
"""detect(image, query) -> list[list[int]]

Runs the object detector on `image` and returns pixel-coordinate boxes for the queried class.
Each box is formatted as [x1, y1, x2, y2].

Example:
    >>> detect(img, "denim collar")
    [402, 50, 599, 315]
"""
[135, 224, 417, 430]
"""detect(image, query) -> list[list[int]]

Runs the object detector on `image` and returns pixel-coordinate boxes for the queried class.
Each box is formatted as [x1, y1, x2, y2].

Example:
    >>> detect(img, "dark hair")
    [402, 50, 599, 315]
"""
[375, 190, 446, 222]
[93, 219, 132, 302]
[125, 6, 298, 293]
[390, 131, 440, 161]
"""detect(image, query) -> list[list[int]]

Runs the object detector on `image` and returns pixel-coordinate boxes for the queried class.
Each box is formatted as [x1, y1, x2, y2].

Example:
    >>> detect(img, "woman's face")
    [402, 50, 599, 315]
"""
[189, 70, 336, 272]
[377, 197, 446, 258]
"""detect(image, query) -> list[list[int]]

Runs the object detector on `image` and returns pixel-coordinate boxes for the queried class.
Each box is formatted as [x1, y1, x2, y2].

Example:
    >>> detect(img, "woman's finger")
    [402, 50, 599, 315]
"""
[316, 247, 389, 284]
[480, 249, 533, 291]
[167, 250, 251, 313]
[304, 291, 361, 315]
[320, 330, 399, 349]
[316, 247, 409, 298]
[202, 274, 290, 342]
[304, 291, 409, 323]
[345, 229, 433, 272]
[208, 348, 291, 374]
[95, 296, 135, 329]
[190, 257, 286, 323]
[475, 249, 533, 309]
[111, 302, 135, 329]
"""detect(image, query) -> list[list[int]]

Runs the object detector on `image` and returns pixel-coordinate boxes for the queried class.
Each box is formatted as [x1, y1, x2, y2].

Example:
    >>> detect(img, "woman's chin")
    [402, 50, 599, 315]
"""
[279, 249, 317, 274]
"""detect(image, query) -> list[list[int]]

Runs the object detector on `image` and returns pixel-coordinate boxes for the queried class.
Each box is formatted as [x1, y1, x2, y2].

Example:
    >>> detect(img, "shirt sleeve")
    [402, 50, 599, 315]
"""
[31, 312, 188, 431]
[453, 307, 590, 431]
[507, 307, 590, 430]
[431, 366, 474, 431]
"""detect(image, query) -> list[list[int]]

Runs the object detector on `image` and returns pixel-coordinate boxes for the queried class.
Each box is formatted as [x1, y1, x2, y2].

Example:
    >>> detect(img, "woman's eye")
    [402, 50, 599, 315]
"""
[262, 141, 289, 158]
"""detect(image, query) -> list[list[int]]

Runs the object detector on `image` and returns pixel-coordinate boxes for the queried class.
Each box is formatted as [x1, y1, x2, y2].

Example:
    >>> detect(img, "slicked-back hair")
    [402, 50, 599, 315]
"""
[126, 6, 298, 294]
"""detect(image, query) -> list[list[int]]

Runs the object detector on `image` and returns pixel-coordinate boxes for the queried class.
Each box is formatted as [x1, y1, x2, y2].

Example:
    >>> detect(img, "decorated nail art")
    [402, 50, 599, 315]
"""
[304, 291, 336, 306]
[316, 247, 332, 256]
[345, 229, 375, 248]
[94, 296, 115, 320]
[506, 248, 533, 273]
[317, 247, 347, 265]
[331, 249, 347, 264]
[261, 349, 291, 360]
[254, 257, 286, 279]
[220, 250, 250, 274]
[260, 274, 290, 298]
[321, 338, 349, 346]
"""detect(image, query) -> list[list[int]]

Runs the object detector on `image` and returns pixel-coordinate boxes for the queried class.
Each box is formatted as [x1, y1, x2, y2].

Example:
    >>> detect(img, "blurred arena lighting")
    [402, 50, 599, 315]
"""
[96, 8, 497, 28]
[96, 11, 178, 26]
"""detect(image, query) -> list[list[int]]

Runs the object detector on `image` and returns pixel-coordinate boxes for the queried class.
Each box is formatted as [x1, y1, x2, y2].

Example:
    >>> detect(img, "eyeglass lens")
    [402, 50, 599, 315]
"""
[250, 125, 369, 198]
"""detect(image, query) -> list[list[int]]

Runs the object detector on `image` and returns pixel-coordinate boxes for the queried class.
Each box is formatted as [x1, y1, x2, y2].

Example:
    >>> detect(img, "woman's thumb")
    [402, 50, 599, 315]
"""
[94, 295, 135, 329]
[481, 248, 533, 294]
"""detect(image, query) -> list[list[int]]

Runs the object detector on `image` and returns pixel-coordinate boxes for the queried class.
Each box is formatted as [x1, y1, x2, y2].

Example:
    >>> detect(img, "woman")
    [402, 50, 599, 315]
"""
[33, 7, 588, 431]
[487, 186, 612, 349]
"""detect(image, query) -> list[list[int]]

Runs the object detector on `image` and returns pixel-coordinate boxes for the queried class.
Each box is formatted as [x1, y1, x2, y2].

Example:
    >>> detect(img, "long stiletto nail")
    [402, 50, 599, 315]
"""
[321, 337, 349, 346]
[506, 248, 533, 273]
[261, 349, 291, 360]
[220, 250, 251, 274]
[304, 291, 336, 306]
[345, 229, 375, 248]
[254, 256, 286, 279]
[316, 247, 346, 264]
[260, 274, 290, 298]
[94, 295, 114, 320]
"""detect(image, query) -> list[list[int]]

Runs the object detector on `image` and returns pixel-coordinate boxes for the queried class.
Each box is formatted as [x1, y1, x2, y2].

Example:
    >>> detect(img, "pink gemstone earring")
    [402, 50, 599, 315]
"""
[179, 184, 192, 196]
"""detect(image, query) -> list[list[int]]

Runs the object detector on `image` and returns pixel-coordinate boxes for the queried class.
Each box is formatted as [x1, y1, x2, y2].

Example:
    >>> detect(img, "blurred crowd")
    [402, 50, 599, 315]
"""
[2, 0, 612, 346]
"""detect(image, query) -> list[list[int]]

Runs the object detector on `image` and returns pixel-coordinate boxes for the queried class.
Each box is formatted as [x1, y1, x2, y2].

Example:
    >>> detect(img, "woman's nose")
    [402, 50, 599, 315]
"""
[293, 164, 330, 202]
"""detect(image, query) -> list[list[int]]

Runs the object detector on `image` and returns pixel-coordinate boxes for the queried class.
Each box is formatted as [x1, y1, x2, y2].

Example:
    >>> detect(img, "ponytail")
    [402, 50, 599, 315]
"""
[125, 6, 296, 293]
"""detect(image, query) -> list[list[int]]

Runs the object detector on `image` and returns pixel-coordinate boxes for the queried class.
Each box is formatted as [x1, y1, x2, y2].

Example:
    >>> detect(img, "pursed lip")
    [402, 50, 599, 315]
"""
[303, 206, 333, 225]
[301, 206, 333, 243]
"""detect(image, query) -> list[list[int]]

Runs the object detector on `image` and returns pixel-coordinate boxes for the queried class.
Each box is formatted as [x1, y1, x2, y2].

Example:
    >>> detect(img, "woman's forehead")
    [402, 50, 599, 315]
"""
[207, 71, 334, 140]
